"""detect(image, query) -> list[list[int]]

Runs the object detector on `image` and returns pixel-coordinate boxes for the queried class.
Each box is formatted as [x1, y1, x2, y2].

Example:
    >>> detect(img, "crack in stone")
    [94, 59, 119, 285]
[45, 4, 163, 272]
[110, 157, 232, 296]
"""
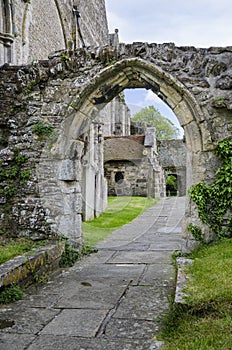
[95, 279, 133, 337]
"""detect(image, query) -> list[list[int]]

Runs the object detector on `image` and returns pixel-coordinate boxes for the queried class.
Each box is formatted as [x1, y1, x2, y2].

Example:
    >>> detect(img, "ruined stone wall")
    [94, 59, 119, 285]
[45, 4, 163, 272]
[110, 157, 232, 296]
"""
[0, 0, 109, 66]
[104, 160, 151, 197]
[75, 0, 109, 48]
[100, 95, 131, 137]
[0, 43, 231, 246]
[158, 140, 187, 196]
[104, 130, 165, 198]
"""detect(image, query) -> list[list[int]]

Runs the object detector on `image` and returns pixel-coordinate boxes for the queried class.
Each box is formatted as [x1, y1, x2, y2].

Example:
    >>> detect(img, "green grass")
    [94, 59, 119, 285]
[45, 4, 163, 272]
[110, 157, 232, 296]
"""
[0, 238, 47, 264]
[0, 285, 24, 304]
[160, 238, 232, 350]
[83, 196, 159, 246]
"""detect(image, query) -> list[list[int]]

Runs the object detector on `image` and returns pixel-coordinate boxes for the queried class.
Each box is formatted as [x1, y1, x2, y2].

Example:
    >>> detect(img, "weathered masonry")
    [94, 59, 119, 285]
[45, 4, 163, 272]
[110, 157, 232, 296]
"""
[0, 0, 109, 65]
[0, 43, 232, 248]
[104, 128, 165, 198]
[158, 139, 187, 197]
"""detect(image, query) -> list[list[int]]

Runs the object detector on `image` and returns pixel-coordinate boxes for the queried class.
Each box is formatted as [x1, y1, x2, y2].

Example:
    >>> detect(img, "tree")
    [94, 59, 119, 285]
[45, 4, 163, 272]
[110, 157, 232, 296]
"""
[132, 105, 180, 140]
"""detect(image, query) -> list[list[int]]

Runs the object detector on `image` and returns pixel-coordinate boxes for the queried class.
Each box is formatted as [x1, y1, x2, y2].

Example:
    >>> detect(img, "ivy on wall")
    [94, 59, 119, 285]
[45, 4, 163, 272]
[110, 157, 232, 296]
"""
[0, 150, 30, 201]
[189, 138, 232, 238]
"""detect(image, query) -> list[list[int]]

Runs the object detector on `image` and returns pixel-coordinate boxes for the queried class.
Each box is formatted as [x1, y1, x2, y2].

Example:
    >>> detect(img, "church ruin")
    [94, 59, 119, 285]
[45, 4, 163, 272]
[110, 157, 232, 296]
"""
[0, 0, 231, 249]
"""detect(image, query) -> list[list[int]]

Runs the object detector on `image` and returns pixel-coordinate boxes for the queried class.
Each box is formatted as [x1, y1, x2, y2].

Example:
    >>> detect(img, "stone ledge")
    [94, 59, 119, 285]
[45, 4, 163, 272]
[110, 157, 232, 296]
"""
[0, 242, 65, 289]
[174, 257, 193, 304]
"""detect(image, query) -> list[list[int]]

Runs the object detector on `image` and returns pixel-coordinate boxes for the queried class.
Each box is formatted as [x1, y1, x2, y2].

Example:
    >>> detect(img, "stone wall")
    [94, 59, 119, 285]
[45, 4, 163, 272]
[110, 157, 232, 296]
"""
[104, 130, 166, 198]
[158, 140, 187, 196]
[0, 0, 109, 66]
[0, 43, 231, 247]
[0, 0, 131, 233]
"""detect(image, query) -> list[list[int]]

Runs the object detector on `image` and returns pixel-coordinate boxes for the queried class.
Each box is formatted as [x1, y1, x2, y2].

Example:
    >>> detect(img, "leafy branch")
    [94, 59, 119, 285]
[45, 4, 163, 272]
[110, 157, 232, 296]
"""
[189, 138, 232, 238]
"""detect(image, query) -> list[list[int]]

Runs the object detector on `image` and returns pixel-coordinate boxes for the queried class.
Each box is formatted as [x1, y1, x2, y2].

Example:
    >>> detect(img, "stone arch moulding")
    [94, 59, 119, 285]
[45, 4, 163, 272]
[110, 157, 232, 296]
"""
[67, 58, 204, 155]
[50, 57, 207, 248]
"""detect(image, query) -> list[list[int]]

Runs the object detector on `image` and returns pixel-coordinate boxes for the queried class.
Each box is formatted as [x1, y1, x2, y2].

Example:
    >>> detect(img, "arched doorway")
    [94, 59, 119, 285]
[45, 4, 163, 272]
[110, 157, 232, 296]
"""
[40, 57, 204, 246]
[2, 42, 231, 248]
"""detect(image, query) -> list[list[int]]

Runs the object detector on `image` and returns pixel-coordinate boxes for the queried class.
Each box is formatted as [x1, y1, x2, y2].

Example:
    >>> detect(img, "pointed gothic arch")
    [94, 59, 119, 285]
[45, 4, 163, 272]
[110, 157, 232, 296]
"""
[67, 58, 202, 151]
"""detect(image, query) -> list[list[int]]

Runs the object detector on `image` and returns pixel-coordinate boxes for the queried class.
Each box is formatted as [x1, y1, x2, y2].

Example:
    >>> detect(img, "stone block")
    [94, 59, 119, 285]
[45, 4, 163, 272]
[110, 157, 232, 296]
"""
[58, 159, 76, 181]
[0, 243, 65, 289]
[40, 309, 108, 337]
[174, 100, 194, 126]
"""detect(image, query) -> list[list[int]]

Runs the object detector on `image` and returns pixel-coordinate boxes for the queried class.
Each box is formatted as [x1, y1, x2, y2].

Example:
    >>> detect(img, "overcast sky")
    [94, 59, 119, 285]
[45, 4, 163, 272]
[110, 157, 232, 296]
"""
[105, 0, 231, 137]
[105, 0, 231, 47]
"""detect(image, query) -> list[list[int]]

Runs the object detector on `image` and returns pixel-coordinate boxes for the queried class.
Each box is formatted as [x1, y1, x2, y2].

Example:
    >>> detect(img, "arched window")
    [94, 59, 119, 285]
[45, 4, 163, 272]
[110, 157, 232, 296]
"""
[0, 0, 14, 64]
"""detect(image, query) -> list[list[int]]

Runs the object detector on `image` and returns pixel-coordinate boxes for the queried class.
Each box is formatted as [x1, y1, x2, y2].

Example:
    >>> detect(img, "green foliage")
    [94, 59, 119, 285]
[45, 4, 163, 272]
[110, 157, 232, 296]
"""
[59, 242, 81, 267]
[0, 150, 31, 202]
[15, 152, 28, 165]
[187, 223, 204, 242]
[81, 244, 98, 256]
[213, 96, 226, 102]
[189, 138, 232, 238]
[25, 80, 36, 94]
[20, 169, 31, 180]
[32, 123, 53, 137]
[166, 175, 177, 189]
[107, 58, 117, 66]
[0, 285, 24, 304]
[132, 105, 180, 140]
[160, 239, 232, 349]
[166, 174, 177, 196]
[0, 239, 47, 264]
[59, 242, 97, 268]
[61, 52, 69, 62]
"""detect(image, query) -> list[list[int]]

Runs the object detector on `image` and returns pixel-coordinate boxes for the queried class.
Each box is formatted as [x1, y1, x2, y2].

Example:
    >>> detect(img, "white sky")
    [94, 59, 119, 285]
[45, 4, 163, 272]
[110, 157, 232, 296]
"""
[105, 0, 232, 47]
[105, 0, 232, 137]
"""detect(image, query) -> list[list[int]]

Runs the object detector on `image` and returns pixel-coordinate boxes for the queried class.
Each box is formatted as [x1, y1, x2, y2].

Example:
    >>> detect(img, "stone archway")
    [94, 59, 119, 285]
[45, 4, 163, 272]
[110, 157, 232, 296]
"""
[53, 57, 203, 247]
[0, 43, 231, 248]
[66, 57, 202, 168]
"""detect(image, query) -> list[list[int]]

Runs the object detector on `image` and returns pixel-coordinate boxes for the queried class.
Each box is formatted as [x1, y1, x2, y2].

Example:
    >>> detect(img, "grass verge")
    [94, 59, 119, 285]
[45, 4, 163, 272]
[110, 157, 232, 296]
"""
[0, 238, 47, 264]
[159, 238, 232, 350]
[83, 196, 159, 246]
[0, 285, 24, 304]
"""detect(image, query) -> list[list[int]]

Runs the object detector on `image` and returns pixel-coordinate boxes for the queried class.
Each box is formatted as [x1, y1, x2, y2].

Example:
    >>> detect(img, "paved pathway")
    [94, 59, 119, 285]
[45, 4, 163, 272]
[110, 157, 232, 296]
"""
[0, 197, 186, 350]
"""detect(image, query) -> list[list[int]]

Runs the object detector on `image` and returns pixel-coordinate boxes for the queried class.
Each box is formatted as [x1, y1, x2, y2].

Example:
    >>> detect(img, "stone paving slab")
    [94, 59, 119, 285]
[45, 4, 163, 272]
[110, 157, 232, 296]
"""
[105, 318, 159, 339]
[136, 232, 181, 243]
[26, 335, 163, 350]
[107, 251, 172, 265]
[54, 280, 128, 309]
[97, 242, 151, 251]
[22, 293, 62, 308]
[0, 334, 36, 350]
[113, 286, 170, 321]
[0, 307, 59, 334]
[0, 197, 186, 350]
[139, 264, 176, 286]
[40, 309, 108, 337]
[79, 250, 115, 264]
[73, 263, 146, 284]
[148, 241, 182, 250]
